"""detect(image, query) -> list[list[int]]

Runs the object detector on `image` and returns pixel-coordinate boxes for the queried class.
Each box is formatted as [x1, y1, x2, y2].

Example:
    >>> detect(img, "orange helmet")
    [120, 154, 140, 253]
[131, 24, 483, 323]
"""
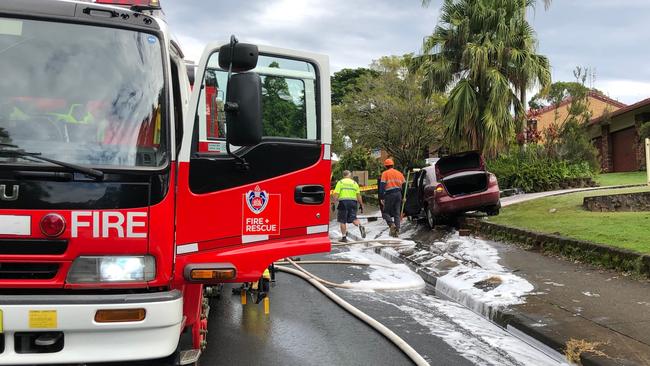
[384, 158, 394, 167]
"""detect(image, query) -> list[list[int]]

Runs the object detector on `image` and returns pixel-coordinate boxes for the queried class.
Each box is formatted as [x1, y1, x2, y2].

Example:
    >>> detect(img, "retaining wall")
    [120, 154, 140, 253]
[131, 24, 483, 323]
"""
[583, 191, 650, 212]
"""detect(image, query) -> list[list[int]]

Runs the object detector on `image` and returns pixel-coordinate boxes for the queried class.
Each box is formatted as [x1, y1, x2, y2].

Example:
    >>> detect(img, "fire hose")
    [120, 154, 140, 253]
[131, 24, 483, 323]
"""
[274, 258, 430, 366]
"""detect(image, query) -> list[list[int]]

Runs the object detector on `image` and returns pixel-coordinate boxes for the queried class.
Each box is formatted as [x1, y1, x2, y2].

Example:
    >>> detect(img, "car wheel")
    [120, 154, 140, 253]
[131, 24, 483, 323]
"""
[486, 206, 500, 216]
[425, 207, 436, 229]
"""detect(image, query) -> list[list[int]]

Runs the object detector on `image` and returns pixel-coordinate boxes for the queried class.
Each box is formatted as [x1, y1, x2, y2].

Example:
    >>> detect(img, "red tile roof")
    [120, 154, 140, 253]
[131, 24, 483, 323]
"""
[527, 91, 627, 119]
[589, 97, 650, 126]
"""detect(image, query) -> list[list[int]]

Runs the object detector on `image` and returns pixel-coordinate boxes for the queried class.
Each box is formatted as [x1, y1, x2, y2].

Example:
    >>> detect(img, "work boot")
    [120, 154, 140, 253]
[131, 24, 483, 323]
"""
[359, 225, 366, 239]
[388, 224, 397, 238]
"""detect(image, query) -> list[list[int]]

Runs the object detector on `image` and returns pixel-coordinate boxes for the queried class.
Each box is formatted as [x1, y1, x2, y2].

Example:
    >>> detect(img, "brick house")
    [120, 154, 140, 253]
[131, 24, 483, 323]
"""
[527, 91, 626, 135]
[588, 98, 650, 172]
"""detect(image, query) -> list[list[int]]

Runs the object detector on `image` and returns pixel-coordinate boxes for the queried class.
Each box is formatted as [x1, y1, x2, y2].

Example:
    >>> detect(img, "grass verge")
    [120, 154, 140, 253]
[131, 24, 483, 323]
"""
[595, 171, 647, 187]
[491, 187, 650, 254]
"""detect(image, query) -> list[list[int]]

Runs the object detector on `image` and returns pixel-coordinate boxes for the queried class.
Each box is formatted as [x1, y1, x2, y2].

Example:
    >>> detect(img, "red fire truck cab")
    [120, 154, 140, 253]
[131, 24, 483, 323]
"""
[0, 0, 332, 364]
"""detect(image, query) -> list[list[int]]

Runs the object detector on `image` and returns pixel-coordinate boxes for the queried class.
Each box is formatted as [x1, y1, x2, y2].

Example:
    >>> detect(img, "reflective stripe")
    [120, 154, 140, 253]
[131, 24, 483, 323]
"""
[307, 225, 329, 234]
[381, 169, 405, 190]
[242, 235, 269, 244]
[176, 243, 198, 254]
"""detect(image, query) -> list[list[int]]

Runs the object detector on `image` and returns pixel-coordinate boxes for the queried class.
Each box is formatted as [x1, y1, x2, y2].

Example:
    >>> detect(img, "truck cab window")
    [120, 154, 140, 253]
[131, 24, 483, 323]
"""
[195, 54, 318, 153]
[170, 57, 183, 154]
[0, 17, 167, 169]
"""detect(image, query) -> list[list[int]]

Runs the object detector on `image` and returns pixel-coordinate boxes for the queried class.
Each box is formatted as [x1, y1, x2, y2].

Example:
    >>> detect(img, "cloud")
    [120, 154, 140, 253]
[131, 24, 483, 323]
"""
[163, 0, 650, 104]
[528, 0, 650, 103]
[596, 79, 650, 105]
[163, 0, 439, 71]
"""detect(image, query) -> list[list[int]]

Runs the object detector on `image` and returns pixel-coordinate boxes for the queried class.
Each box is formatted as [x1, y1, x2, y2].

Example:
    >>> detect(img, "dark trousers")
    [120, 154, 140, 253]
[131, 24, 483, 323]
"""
[382, 190, 402, 229]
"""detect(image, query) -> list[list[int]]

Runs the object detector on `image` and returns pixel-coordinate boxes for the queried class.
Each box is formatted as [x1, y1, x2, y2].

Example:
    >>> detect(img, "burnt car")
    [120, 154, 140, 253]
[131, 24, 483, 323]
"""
[404, 151, 500, 227]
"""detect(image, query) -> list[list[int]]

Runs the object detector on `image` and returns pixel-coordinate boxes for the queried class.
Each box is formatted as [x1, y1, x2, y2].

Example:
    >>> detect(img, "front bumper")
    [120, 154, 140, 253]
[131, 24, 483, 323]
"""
[0, 290, 183, 365]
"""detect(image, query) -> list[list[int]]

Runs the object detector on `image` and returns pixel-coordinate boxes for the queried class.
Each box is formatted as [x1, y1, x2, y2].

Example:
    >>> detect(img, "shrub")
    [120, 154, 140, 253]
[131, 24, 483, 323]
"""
[332, 146, 382, 181]
[487, 146, 595, 192]
[640, 122, 650, 141]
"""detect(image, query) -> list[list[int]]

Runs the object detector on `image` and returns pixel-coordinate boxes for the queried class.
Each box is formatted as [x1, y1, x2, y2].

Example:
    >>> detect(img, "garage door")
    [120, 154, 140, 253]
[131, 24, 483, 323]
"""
[611, 127, 637, 172]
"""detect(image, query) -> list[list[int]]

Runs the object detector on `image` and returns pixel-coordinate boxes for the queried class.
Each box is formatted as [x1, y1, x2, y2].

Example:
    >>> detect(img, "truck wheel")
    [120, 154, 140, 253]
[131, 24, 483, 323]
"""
[425, 207, 436, 229]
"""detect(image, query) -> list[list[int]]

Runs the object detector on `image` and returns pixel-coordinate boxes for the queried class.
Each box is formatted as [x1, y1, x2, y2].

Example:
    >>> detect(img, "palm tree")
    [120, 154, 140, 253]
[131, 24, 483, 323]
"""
[413, 0, 551, 154]
[516, 0, 551, 137]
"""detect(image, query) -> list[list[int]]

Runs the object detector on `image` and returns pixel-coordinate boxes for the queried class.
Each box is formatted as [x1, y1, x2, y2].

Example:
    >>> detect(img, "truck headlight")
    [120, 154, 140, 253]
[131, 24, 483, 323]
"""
[67, 256, 156, 283]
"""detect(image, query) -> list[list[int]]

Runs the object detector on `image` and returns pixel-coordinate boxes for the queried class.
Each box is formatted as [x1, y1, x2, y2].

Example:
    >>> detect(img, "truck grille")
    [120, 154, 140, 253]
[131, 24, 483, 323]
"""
[0, 239, 67, 255]
[0, 263, 59, 280]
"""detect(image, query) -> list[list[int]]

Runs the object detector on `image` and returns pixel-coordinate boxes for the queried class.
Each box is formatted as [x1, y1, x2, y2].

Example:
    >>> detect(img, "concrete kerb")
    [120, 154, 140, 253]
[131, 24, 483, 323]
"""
[464, 218, 650, 278]
[500, 183, 646, 207]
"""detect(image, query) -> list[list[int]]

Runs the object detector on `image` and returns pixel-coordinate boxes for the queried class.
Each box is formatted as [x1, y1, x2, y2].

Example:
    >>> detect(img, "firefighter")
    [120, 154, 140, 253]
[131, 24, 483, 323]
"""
[379, 158, 405, 237]
[332, 170, 366, 242]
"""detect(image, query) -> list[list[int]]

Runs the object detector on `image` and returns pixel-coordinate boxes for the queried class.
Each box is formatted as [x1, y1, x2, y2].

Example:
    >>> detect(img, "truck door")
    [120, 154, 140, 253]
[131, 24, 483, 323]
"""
[175, 43, 332, 282]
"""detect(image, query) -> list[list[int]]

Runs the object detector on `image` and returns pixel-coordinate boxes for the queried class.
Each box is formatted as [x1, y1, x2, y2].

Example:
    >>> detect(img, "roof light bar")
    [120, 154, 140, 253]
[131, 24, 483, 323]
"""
[93, 0, 161, 9]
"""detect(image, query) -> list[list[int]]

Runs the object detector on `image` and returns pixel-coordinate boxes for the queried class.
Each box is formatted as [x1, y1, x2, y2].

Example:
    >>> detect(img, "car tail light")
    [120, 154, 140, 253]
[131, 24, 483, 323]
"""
[40, 214, 66, 237]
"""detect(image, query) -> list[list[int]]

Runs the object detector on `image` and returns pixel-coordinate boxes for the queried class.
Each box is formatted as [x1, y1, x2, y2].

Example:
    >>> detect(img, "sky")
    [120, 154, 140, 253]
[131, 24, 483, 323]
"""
[164, 0, 650, 105]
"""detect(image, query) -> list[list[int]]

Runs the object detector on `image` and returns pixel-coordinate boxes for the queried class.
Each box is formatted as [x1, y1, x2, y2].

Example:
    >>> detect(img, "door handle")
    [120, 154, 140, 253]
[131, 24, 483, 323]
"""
[294, 185, 325, 205]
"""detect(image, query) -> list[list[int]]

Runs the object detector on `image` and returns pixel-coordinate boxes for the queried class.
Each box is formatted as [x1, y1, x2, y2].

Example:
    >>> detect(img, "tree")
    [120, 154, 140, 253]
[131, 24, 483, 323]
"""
[336, 56, 445, 170]
[531, 67, 600, 170]
[330, 68, 380, 155]
[529, 67, 600, 126]
[261, 62, 305, 138]
[332, 145, 383, 180]
[515, 0, 552, 136]
[415, 0, 551, 154]
[331, 68, 379, 105]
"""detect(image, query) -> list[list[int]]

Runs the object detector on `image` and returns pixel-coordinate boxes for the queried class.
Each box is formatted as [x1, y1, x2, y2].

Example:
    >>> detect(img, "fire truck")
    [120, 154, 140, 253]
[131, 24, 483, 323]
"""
[0, 0, 332, 364]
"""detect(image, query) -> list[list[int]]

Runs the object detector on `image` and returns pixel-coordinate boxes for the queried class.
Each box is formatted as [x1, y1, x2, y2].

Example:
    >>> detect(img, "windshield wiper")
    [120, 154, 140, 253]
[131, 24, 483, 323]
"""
[0, 145, 104, 180]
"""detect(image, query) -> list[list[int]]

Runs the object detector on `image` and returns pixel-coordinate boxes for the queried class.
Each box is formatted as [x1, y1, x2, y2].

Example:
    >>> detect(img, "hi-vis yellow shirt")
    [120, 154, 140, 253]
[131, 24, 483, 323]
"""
[334, 178, 360, 201]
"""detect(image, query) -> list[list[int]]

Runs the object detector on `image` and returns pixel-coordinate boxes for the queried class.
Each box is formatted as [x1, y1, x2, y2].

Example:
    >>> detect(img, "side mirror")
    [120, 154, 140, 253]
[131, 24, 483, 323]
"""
[225, 72, 263, 146]
[218, 43, 258, 72]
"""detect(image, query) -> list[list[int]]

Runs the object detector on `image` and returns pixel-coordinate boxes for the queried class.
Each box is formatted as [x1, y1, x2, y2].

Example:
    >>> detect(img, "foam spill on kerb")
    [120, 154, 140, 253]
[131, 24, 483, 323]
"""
[327, 215, 565, 365]
[426, 234, 534, 320]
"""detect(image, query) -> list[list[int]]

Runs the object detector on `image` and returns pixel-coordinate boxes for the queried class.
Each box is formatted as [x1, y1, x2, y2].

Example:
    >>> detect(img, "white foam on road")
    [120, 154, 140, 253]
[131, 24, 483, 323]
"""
[386, 292, 565, 366]
[334, 212, 535, 314]
[433, 234, 534, 315]
[328, 213, 566, 365]
[335, 257, 564, 365]
[332, 246, 426, 292]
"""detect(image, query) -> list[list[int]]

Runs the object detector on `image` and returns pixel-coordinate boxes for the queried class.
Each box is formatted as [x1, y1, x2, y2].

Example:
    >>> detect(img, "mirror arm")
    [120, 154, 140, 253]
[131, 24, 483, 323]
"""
[225, 139, 250, 171]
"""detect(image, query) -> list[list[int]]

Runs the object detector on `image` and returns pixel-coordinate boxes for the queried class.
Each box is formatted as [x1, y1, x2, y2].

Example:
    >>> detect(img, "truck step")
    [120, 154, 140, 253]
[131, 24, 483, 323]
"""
[178, 349, 201, 365]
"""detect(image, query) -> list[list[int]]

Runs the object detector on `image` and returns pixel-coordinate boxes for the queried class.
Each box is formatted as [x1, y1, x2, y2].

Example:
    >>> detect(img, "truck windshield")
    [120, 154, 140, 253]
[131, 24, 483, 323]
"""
[0, 17, 166, 169]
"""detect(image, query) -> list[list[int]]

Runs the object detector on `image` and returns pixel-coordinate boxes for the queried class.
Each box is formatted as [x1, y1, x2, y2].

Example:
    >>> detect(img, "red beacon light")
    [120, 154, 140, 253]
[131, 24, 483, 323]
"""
[40, 214, 66, 238]
[93, 0, 161, 9]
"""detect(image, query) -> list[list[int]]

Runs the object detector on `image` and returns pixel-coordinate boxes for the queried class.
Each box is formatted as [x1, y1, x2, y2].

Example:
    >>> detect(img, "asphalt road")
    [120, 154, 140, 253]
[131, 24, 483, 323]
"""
[198, 252, 473, 366]
[83, 217, 560, 366]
